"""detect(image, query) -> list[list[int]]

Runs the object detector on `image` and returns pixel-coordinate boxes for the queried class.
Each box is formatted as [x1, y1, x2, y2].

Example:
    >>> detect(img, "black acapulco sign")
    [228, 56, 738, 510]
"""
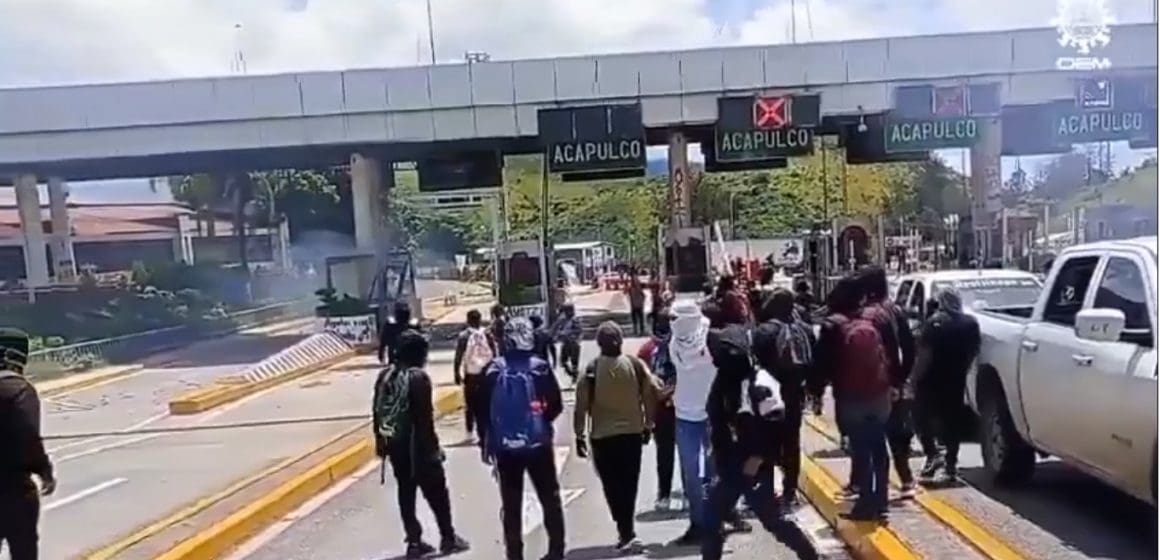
[538, 104, 648, 173]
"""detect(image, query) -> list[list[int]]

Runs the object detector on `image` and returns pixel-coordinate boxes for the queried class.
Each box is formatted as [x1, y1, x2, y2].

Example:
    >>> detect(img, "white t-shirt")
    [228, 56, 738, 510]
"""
[669, 314, 715, 422]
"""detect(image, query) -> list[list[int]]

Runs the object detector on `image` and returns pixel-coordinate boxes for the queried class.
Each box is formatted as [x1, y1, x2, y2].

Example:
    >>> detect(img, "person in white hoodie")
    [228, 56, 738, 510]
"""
[668, 299, 718, 545]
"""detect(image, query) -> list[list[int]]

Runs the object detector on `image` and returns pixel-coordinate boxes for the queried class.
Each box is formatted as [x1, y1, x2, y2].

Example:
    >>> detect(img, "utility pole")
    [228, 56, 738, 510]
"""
[790, 0, 798, 44]
[425, 0, 437, 64]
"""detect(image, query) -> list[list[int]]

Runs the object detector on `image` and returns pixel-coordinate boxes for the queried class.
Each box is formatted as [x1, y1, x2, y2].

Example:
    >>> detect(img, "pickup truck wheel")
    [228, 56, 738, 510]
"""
[980, 389, 1036, 485]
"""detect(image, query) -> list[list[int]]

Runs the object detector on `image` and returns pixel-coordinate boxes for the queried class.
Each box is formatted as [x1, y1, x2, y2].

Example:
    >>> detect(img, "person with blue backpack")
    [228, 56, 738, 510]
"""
[478, 317, 566, 560]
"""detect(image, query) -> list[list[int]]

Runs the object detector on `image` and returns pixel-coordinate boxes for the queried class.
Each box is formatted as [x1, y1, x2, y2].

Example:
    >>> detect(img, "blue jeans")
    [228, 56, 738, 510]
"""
[675, 419, 712, 527]
[843, 398, 891, 513]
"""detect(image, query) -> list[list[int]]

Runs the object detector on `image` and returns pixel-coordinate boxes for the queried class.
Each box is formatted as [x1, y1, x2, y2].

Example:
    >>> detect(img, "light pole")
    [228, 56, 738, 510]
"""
[729, 191, 740, 239]
[425, 0, 437, 64]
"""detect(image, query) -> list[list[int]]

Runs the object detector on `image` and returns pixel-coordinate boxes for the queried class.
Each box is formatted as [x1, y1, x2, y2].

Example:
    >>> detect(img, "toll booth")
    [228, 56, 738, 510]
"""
[659, 225, 711, 294]
[324, 249, 421, 329]
[497, 238, 550, 320]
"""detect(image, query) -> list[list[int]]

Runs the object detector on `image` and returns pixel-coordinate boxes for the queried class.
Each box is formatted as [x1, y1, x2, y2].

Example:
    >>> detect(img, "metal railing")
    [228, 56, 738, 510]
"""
[25, 299, 315, 381]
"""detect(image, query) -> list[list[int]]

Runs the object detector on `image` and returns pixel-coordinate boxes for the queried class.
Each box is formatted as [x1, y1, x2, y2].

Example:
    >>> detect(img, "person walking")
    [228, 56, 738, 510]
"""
[373, 330, 470, 558]
[715, 275, 751, 326]
[857, 266, 918, 499]
[378, 301, 422, 366]
[479, 318, 567, 560]
[551, 303, 583, 384]
[453, 309, 496, 443]
[668, 300, 718, 544]
[0, 329, 56, 560]
[638, 308, 678, 511]
[912, 288, 981, 483]
[752, 289, 815, 510]
[528, 315, 558, 371]
[573, 322, 659, 553]
[628, 276, 647, 336]
[814, 276, 895, 521]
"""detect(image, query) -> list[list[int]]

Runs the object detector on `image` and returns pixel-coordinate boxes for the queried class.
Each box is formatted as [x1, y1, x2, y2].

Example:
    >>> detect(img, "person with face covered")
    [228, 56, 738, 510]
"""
[701, 324, 794, 560]
[910, 288, 981, 482]
[638, 308, 678, 511]
[479, 317, 566, 560]
[378, 301, 422, 366]
[574, 322, 659, 553]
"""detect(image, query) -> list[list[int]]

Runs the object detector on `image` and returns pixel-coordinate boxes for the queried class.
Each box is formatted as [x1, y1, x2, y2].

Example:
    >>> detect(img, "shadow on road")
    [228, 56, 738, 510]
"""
[141, 333, 310, 369]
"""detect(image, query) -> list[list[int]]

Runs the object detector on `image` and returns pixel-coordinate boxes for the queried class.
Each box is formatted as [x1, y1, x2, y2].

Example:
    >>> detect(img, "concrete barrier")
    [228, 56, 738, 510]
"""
[157, 387, 464, 560]
[168, 333, 355, 415]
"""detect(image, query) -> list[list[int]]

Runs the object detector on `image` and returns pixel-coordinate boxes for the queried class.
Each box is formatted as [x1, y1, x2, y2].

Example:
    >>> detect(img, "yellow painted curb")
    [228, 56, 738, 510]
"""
[83, 422, 369, 560]
[167, 351, 355, 415]
[800, 452, 919, 560]
[804, 415, 1028, 560]
[159, 388, 465, 560]
[36, 364, 145, 399]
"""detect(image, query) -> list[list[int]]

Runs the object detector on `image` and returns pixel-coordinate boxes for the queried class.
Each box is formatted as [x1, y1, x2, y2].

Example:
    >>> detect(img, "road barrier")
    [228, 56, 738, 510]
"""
[168, 332, 354, 415]
[26, 299, 314, 381]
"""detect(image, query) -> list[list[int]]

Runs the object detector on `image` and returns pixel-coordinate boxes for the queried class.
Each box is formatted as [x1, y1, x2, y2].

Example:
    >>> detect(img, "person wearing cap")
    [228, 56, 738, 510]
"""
[478, 317, 566, 560]
[574, 322, 659, 553]
[372, 330, 469, 558]
[0, 328, 56, 560]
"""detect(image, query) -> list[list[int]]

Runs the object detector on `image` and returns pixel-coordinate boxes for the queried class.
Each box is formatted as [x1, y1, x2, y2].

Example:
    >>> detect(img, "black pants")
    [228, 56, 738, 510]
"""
[887, 399, 916, 484]
[779, 387, 805, 496]
[630, 306, 646, 335]
[654, 405, 677, 499]
[560, 340, 581, 380]
[916, 392, 964, 468]
[0, 484, 38, 560]
[591, 433, 644, 541]
[463, 374, 488, 442]
[389, 454, 455, 545]
[496, 448, 566, 560]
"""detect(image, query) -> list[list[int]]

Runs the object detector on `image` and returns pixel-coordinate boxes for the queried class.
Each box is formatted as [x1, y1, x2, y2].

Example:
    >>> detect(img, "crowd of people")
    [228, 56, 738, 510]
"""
[360, 262, 983, 560]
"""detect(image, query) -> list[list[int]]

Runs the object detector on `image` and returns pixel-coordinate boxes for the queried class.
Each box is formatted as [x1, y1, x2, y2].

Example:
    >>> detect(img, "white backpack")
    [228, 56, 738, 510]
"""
[740, 368, 785, 421]
[464, 328, 494, 375]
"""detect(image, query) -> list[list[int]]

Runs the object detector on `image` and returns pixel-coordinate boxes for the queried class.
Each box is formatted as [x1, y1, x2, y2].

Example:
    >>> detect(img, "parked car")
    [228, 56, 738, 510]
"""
[890, 269, 1044, 330]
[967, 237, 1157, 506]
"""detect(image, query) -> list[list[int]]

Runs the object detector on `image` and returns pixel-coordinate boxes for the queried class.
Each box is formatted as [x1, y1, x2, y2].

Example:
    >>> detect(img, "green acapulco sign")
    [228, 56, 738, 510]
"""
[1052, 109, 1154, 144]
[884, 116, 983, 153]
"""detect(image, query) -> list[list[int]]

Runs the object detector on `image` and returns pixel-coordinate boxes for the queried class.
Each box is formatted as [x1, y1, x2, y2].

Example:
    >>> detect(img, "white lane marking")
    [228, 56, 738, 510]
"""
[44, 477, 129, 512]
[521, 445, 581, 536]
[48, 411, 170, 453]
[224, 460, 379, 560]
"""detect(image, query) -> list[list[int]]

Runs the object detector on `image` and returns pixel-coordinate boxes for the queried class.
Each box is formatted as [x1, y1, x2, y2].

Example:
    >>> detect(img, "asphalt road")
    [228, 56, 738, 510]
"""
[808, 393, 1158, 560]
[227, 338, 827, 560]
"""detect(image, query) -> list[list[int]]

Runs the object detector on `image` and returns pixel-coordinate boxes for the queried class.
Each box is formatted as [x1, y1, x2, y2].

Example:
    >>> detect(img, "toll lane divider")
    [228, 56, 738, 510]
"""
[35, 364, 145, 398]
[168, 332, 355, 415]
[803, 415, 1028, 560]
[799, 452, 919, 560]
[158, 387, 465, 560]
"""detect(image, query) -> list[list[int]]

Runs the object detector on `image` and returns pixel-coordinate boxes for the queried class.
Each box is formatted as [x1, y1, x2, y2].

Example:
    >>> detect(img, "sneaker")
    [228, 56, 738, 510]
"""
[673, 526, 701, 546]
[942, 466, 959, 482]
[725, 516, 753, 534]
[669, 496, 687, 511]
[439, 535, 470, 554]
[840, 507, 886, 522]
[897, 482, 917, 500]
[405, 541, 436, 558]
[654, 496, 672, 511]
[919, 456, 945, 481]
[839, 485, 860, 500]
[781, 493, 802, 512]
[616, 536, 642, 553]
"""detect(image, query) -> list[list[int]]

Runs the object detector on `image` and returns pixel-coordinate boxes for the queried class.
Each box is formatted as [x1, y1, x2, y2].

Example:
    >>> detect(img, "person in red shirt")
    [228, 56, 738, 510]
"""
[715, 275, 751, 326]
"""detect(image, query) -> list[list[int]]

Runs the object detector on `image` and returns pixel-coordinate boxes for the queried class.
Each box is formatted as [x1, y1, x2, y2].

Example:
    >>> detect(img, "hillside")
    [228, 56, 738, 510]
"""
[1057, 162, 1158, 215]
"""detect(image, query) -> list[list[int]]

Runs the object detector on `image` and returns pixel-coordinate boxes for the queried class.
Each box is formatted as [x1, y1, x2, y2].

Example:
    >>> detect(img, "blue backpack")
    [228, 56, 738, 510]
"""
[488, 356, 551, 455]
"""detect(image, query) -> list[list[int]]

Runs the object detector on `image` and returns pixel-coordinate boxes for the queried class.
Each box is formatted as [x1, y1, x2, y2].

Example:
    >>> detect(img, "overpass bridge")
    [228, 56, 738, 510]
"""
[1, 23, 1156, 285]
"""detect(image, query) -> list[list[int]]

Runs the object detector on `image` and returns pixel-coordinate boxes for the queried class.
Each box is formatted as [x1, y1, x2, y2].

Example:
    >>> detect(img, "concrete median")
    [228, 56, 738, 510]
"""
[156, 386, 464, 560]
[168, 333, 355, 415]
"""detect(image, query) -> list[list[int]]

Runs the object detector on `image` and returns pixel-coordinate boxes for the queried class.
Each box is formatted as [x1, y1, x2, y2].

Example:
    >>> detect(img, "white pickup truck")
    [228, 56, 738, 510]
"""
[968, 237, 1158, 505]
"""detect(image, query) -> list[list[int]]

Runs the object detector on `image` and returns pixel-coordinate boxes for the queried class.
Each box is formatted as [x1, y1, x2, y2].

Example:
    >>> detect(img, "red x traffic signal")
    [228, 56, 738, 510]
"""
[753, 96, 789, 129]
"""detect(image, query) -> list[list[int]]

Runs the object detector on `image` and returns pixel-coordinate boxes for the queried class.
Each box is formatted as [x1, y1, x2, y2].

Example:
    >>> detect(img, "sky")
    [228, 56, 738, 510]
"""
[0, 0, 1155, 203]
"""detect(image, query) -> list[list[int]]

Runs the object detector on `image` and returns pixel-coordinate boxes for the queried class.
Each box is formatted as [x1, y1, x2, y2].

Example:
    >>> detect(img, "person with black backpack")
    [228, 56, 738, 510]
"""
[752, 289, 815, 510]
[479, 317, 566, 560]
[373, 331, 470, 558]
[0, 329, 55, 560]
[702, 324, 804, 560]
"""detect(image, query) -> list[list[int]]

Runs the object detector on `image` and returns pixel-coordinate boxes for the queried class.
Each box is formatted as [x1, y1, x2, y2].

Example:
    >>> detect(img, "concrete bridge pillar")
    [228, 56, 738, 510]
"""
[668, 130, 691, 228]
[14, 174, 50, 288]
[349, 153, 390, 252]
[969, 118, 1002, 265]
[47, 177, 77, 283]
